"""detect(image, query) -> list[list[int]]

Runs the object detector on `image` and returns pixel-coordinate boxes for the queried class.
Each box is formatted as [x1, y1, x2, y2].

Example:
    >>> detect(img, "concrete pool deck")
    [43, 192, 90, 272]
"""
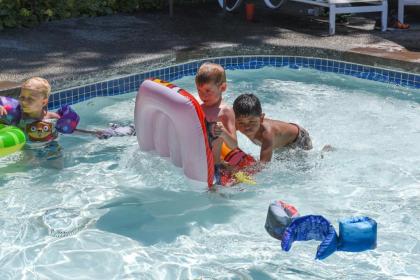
[0, 1, 419, 94]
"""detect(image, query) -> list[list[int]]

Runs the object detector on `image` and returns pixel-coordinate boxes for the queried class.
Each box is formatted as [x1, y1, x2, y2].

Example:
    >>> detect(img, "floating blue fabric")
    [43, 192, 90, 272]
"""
[265, 200, 300, 240]
[338, 216, 377, 252]
[281, 215, 338, 260]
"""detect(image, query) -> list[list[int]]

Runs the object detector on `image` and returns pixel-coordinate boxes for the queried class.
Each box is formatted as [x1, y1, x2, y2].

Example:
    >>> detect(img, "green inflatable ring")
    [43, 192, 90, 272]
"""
[0, 124, 26, 157]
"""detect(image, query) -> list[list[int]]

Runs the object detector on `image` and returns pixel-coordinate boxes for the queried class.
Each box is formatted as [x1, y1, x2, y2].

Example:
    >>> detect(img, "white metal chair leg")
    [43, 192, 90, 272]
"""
[217, 0, 243, 11]
[329, 5, 336, 35]
[264, 0, 287, 9]
[398, 0, 405, 23]
[382, 0, 388, 31]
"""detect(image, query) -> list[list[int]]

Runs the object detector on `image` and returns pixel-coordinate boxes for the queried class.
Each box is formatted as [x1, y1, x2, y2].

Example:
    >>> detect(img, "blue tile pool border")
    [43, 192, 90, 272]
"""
[49, 55, 420, 110]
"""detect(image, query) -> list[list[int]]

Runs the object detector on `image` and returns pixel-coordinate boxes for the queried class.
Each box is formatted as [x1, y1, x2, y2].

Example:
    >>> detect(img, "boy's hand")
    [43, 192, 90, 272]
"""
[212, 122, 226, 138]
[0, 105, 7, 116]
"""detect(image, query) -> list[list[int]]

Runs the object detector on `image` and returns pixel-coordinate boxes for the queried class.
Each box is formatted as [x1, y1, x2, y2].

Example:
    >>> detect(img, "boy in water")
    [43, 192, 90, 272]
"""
[233, 93, 312, 163]
[0, 77, 135, 167]
[0, 77, 62, 142]
[0, 77, 64, 168]
[195, 62, 238, 167]
[0, 77, 59, 126]
[0, 77, 135, 139]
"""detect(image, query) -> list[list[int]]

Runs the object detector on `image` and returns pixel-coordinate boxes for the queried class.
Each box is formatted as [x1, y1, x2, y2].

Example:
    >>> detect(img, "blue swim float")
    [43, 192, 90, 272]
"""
[338, 216, 377, 252]
[265, 200, 300, 241]
[264, 200, 378, 260]
[281, 215, 338, 260]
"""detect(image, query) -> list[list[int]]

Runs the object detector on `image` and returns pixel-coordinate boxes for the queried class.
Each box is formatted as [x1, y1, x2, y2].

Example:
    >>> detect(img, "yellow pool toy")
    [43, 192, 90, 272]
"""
[0, 124, 26, 157]
[233, 171, 257, 185]
[219, 142, 258, 186]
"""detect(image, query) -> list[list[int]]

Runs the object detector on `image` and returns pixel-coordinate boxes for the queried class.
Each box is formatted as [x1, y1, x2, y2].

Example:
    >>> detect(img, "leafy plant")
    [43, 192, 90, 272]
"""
[0, 0, 183, 29]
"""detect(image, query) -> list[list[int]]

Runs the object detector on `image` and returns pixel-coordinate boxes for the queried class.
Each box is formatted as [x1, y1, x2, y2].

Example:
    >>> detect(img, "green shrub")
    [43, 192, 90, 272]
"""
[0, 0, 183, 29]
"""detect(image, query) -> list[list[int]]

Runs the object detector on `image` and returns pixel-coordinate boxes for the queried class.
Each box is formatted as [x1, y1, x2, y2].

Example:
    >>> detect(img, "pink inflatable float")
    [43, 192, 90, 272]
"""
[134, 79, 214, 187]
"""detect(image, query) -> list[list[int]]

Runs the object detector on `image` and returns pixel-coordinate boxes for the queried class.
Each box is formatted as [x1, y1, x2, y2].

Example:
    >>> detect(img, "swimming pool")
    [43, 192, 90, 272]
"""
[1, 64, 419, 279]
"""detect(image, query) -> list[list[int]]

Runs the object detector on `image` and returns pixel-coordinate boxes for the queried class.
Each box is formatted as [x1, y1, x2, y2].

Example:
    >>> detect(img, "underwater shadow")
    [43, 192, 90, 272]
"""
[96, 188, 238, 245]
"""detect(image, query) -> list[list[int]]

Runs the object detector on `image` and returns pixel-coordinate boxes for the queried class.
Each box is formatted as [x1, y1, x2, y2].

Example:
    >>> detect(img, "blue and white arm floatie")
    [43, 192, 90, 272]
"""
[265, 200, 377, 260]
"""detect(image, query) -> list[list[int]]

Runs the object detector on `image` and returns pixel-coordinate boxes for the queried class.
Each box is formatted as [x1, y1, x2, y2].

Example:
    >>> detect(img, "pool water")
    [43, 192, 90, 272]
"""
[1, 67, 419, 279]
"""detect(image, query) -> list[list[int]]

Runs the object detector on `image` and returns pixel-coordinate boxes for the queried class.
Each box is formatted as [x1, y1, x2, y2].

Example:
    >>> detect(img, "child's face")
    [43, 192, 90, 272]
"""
[19, 89, 48, 115]
[235, 114, 264, 137]
[196, 82, 226, 107]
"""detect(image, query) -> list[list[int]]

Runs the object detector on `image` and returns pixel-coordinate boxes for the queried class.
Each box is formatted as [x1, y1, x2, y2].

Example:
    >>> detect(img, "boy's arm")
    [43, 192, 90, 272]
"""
[70, 128, 114, 138]
[217, 108, 237, 149]
[259, 133, 274, 163]
[73, 128, 99, 136]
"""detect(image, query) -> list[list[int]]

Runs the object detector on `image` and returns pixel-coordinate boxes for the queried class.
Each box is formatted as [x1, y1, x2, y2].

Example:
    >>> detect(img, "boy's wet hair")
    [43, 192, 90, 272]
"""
[233, 93, 262, 117]
[21, 77, 51, 99]
[195, 62, 226, 86]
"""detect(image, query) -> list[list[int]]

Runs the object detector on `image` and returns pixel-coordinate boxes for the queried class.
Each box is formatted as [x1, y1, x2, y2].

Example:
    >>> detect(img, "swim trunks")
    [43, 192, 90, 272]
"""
[26, 141, 62, 161]
[288, 123, 312, 150]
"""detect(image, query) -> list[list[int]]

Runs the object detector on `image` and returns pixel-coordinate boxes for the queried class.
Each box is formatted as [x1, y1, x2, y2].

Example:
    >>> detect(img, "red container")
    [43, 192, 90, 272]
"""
[245, 3, 255, 22]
